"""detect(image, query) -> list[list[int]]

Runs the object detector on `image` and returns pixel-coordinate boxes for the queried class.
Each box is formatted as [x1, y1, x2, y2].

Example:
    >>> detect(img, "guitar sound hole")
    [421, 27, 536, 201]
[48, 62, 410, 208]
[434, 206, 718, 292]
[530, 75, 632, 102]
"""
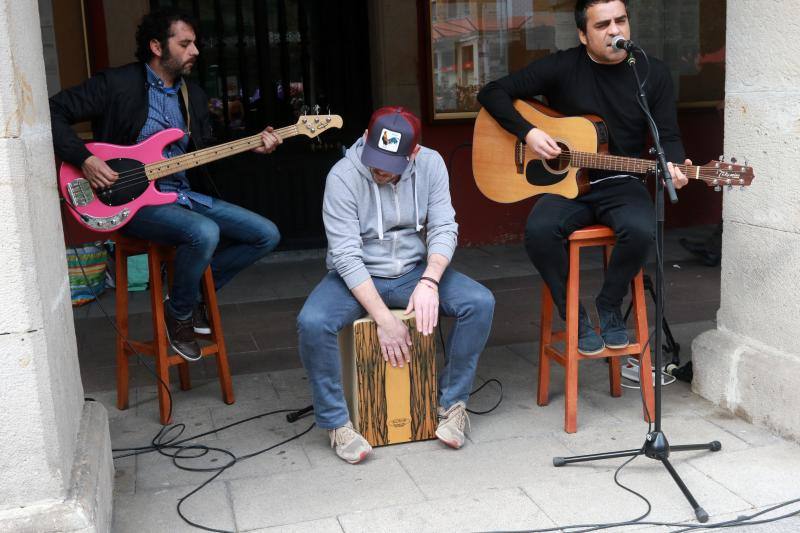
[526, 142, 571, 187]
[545, 142, 570, 172]
[96, 158, 148, 207]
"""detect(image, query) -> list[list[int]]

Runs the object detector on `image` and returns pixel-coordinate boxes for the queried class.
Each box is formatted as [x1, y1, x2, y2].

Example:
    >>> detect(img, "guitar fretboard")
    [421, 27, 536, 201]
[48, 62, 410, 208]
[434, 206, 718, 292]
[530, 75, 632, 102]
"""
[546, 150, 744, 186]
[144, 124, 299, 180]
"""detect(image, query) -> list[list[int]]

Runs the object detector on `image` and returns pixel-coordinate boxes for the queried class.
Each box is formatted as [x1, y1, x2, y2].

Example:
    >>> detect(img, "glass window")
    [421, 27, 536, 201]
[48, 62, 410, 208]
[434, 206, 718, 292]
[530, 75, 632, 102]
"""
[426, 0, 726, 120]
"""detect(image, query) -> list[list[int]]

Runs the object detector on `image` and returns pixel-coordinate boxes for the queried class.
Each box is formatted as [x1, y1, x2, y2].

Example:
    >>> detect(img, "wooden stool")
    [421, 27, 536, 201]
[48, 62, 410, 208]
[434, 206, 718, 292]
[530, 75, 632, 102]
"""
[338, 310, 438, 447]
[114, 234, 234, 424]
[537, 225, 655, 433]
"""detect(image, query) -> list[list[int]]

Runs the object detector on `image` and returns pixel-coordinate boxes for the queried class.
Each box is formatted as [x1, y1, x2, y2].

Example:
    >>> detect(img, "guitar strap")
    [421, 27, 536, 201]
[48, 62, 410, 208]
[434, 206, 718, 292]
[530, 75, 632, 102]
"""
[179, 80, 191, 136]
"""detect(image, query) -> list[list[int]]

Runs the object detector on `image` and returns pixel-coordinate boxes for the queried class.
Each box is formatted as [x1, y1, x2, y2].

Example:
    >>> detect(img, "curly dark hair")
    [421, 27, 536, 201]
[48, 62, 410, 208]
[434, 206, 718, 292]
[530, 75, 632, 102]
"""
[574, 0, 628, 33]
[135, 8, 198, 63]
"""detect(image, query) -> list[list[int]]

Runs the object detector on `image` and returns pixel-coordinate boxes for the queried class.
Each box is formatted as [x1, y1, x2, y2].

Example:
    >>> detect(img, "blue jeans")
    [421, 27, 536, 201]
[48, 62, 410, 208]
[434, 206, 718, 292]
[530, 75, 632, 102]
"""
[297, 264, 495, 429]
[122, 199, 280, 319]
[525, 179, 654, 318]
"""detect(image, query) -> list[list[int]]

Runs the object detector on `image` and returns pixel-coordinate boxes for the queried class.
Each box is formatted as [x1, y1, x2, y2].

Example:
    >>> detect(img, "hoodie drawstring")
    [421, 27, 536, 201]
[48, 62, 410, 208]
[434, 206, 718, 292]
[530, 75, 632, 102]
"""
[412, 162, 422, 232]
[371, 180, 384, 240]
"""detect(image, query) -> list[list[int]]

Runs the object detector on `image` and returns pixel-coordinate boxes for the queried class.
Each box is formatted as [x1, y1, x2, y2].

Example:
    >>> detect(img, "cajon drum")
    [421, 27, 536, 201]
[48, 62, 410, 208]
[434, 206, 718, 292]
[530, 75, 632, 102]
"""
[338, 310, 438, 447]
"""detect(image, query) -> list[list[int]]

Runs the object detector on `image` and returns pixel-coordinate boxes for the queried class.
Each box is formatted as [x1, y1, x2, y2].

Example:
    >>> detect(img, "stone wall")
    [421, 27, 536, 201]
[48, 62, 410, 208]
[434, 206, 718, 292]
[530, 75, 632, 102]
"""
[0, 1, 113, 530]
[692, 0, 800, 441]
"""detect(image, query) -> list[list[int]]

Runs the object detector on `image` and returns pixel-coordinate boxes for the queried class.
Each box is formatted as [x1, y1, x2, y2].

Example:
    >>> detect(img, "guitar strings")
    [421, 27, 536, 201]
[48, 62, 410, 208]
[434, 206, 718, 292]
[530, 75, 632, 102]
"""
[543, 150, 747, 184]
[81, 125, 301, 197]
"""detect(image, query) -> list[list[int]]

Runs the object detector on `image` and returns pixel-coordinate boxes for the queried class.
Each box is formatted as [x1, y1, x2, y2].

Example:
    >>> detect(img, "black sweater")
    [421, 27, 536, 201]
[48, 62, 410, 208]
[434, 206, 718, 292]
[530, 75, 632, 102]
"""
[477, 45, 685, 171]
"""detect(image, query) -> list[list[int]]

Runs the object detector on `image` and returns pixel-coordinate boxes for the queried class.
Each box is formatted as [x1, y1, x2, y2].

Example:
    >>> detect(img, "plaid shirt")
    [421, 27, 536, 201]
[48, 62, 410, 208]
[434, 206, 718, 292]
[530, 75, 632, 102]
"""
[137, 64, 212, 208]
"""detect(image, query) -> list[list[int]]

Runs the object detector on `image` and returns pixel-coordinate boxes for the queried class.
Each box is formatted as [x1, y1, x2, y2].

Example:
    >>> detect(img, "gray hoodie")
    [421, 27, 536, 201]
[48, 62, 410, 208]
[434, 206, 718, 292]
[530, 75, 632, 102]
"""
[323, 137, 458, 289]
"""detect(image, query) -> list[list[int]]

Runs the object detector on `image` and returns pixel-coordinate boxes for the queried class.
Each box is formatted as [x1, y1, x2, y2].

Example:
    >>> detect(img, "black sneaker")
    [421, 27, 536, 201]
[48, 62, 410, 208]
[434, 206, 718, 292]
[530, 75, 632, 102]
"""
[577, 304, 605, 356]
[165, 309, 203, 361]
[596, 302, 630, 349]
[192, 302, 211, 335]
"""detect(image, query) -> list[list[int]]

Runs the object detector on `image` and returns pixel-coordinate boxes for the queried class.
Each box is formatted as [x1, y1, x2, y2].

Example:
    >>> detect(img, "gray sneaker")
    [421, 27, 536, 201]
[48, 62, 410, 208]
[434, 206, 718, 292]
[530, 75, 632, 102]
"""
[329, 422, 372, 464]
[436, 401, 469, 449]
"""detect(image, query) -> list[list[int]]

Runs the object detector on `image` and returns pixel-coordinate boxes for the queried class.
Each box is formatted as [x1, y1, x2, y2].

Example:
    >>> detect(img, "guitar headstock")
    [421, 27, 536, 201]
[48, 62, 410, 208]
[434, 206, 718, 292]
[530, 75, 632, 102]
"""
[295, 114, 343, 138]
[697, 156, 755, 190]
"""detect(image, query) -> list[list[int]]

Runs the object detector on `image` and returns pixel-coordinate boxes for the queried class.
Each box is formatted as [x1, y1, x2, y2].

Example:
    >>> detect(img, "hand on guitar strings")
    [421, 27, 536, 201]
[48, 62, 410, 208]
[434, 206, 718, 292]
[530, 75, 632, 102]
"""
[667, 159, 692, 189]
[81, 155, 119, 188]
[252, 126, 282, 154]
[525, 127, 561, 160]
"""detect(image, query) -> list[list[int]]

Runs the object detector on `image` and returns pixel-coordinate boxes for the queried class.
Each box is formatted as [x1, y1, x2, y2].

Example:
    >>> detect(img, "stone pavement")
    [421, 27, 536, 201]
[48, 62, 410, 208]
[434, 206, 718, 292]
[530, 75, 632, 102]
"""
[74, 225, 800, 532]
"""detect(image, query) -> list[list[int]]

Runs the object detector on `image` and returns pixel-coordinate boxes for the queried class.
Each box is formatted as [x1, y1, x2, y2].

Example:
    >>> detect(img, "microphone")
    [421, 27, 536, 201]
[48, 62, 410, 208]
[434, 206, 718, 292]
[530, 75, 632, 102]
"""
[611, 36, 636, 51]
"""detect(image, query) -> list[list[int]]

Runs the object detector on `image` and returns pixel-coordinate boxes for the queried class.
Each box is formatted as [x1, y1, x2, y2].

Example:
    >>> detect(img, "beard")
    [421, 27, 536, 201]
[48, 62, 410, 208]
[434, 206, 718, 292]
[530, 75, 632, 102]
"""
[160, 48, 194, 80]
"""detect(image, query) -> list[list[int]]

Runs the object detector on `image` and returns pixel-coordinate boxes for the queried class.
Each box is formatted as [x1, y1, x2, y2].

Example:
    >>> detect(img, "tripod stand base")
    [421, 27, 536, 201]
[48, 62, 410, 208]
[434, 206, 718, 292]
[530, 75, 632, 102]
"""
[553, 433, 721, 523]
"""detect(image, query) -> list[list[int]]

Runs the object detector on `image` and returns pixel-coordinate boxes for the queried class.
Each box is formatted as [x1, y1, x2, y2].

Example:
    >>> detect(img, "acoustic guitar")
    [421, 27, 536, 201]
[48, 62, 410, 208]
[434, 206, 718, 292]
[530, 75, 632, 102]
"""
[59, 114, 343, 231]
[472, 100, 754, 203]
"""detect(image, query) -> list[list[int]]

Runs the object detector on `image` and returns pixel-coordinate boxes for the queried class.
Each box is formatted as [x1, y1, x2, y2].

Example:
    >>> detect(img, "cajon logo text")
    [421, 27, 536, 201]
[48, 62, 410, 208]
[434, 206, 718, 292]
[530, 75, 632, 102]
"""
[390, 418, 410, 429]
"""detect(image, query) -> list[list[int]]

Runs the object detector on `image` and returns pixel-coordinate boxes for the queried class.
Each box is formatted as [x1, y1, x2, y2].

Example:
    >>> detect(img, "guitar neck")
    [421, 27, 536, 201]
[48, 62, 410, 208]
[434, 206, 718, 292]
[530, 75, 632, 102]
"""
[144, 124, 300, 180]
[570, 151, 695, 179]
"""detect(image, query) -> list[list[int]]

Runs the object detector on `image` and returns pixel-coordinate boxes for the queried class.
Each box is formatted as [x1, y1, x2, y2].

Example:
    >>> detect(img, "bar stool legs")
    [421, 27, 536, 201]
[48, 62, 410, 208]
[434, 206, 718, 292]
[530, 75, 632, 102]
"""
[537, 225, 655, 433]
[114, 236, 234, 424]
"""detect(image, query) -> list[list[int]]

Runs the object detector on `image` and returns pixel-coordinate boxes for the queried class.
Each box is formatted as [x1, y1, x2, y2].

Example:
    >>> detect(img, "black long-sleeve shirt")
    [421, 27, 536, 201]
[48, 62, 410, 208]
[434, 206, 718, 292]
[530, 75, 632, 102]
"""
[477, 45, 685, 180]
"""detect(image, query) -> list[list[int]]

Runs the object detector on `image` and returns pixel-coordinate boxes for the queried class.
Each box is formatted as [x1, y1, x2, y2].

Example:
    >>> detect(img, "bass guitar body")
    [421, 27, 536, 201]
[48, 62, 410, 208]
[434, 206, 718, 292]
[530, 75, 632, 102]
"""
[58, 129, 183, 232]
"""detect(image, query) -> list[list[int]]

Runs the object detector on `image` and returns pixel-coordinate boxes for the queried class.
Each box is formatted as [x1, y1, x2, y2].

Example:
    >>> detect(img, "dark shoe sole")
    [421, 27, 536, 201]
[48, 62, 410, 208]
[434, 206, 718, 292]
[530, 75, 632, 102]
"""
[165, 328, 203, 362]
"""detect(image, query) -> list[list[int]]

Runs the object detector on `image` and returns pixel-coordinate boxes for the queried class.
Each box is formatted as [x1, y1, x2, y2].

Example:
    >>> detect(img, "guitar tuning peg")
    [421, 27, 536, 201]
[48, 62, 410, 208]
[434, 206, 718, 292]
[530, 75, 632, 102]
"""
[714, 185, 722, 192]
[313, 104, 320, 114]
[730, 157, 737, 164]
[728, 184, 733, 191]
[718, 155, 724, 161]
[327, 106, 331, 117]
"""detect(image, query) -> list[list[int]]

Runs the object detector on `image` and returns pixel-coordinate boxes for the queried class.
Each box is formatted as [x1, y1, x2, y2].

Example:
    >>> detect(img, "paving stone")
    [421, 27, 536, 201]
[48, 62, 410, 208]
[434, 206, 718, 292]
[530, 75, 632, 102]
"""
[686, 441, 800, 507]
[521, 460, 751, 527]
[228, 460, 425, 530]
[112, 454, 136, 496]
[337, 487, 555, 532]
[247, 517, 344, 533]
[111, 481, 235, 532]
[396, 436, 577, 498]
[135, 430, 310, 490]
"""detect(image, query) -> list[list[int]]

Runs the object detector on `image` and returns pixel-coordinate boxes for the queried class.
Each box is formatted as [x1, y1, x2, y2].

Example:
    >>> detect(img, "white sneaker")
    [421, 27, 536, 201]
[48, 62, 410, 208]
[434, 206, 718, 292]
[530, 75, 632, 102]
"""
[435, 401, 470, 449]
[329, 421, 372, 464]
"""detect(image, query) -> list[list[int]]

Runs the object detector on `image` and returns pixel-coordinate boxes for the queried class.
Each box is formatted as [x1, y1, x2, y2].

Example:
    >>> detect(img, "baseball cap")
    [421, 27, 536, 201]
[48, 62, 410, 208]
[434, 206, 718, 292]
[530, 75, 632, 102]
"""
[361, 106, 421, 175]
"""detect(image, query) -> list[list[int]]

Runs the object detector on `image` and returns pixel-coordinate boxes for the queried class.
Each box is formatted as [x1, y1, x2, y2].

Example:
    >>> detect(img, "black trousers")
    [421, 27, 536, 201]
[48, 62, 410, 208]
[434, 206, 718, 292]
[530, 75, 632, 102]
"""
[525, 178, 654, 319]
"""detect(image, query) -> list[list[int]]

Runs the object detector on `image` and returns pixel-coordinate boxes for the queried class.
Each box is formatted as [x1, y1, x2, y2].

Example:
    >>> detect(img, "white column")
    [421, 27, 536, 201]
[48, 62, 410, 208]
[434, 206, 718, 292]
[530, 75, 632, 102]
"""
[692, 0, 800, 440]
[0, 1, 112, 531]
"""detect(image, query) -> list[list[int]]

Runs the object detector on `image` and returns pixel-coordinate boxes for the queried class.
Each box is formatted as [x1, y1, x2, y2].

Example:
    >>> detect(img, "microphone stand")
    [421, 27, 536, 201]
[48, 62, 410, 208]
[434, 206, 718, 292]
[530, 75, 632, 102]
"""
[551, 47, 722, 523]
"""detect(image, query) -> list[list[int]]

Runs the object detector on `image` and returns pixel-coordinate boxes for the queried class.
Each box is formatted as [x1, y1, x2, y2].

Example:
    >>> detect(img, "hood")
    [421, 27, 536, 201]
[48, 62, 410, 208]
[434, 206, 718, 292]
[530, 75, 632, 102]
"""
[344, 137, 422, 240]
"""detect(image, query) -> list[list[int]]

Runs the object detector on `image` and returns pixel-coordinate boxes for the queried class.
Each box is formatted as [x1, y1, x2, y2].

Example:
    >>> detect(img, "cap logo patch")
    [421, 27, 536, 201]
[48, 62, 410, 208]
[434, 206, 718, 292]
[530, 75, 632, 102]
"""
[378, 128, 402, 153]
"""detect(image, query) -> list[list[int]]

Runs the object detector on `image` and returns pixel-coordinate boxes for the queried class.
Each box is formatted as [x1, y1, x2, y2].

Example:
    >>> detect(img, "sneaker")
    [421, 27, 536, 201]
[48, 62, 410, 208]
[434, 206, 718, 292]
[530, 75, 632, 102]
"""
[577, 304, 605, 355]
[165, 308, 203, 361]
[435, 401, 469, 449]
[192, 302, 211, 335]
[596, 301, 630, 349]
[329, 421, 372, 464]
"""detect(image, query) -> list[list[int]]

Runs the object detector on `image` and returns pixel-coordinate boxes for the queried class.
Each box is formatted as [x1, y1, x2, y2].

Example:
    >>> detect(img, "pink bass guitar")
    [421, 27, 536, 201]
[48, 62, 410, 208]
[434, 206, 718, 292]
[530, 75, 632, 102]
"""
[59, 113, 342, 231]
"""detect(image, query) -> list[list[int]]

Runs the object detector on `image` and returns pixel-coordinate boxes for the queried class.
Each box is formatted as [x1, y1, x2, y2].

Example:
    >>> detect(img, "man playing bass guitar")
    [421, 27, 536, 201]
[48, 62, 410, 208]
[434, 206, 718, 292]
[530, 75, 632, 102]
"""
[477, 0, 691, 356]
[50, 9, 282, 361]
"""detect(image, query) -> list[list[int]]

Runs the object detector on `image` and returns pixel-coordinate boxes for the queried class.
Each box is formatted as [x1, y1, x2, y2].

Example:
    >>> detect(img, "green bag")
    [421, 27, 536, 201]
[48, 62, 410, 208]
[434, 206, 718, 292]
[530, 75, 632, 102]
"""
[67, 243, 107, 306]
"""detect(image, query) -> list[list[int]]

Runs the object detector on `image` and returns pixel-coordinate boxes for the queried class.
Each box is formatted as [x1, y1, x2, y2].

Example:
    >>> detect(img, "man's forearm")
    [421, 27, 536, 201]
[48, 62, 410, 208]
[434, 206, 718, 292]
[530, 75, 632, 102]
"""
[422, 253, 449, 282]
[350, 278, 393, 326]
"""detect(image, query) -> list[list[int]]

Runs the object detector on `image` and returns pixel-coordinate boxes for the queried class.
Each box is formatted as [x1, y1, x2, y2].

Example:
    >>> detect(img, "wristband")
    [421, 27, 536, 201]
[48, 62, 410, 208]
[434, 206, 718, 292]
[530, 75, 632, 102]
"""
[420, 276, 439, 287]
